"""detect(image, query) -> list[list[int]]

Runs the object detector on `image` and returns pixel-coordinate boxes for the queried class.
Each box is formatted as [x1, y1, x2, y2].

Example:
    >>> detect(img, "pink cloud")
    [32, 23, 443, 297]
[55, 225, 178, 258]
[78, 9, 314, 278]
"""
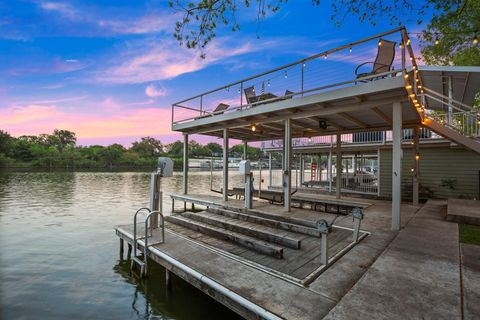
[145, 84, 167, 98]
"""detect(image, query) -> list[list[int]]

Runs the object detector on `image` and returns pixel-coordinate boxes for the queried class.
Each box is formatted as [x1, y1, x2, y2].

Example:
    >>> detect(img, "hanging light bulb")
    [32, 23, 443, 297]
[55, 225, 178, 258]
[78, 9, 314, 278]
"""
[473, 33, 479, 45]
[406, 38, 411, 45]
[378, 39, 382, 46]
[251, 124, 256, 132]
[308, 137, 312, 142]
[349, 47, 352, 53]
[399, 43, 404, 49]
[324, 54, 327, 59]
[237, 87, 241, 93]
[284, 71, 288, 79]
[302, 62, 306, 67]
[434, 36, 440, 45]
[267, 80, 270, 87]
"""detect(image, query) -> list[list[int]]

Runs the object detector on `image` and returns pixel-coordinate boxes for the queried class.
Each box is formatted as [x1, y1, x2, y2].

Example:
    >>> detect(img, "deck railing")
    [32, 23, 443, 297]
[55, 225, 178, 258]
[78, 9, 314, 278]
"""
[261, 128, 443, 150]
[421, 87, 480, 137]
[172, 27, 418, 127]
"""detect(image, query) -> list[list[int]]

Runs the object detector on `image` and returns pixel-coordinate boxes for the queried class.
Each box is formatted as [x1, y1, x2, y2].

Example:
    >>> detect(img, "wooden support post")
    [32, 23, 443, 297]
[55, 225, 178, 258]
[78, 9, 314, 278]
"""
[183, 133, 188, 212]
[127, 243, 132, 258]
[223, 129, 229, 202]
[392, 101, 402, 231]
[284, 119, 292, 211]
[165, 269, 172, 289]
[328, 151, 333, 192]
[413, 126, 420, 206]
[119, 238, 124, 259]
[299, 154, 304, 186]
[268, 153, 272, 188]
[336, 134, 342, 199]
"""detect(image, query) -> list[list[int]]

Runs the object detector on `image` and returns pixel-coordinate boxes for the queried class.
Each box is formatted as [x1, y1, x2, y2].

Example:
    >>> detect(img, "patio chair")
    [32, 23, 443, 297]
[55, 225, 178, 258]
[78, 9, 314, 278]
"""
[355, 39, 396, 80]
[244, 86, 256, 104]
[284, 90, 294, 99]
[196, 103, 229, 119]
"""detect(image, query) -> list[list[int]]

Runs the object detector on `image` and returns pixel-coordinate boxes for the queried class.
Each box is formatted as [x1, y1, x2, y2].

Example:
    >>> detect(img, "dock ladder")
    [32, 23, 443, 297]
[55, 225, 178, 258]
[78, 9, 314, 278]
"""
[131, 207, 165, 278]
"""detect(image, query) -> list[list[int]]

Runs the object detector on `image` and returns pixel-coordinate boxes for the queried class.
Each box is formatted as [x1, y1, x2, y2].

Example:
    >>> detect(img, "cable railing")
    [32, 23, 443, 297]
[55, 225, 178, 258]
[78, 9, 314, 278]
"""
[172, 27, 419, 126]
[420, 87, 480, 137]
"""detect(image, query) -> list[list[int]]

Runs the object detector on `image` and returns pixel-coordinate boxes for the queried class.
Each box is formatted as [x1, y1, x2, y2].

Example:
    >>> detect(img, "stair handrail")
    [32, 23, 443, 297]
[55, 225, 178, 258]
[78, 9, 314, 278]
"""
[143, 210, 165, 276]
[419, 87, 479, 137]
[133, 207, 151, 259]
[422, 86, 476, 112]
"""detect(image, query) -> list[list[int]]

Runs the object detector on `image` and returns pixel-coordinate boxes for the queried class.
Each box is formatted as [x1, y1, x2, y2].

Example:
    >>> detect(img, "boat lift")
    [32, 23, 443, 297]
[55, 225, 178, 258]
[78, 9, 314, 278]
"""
[131, 157, 173, 278]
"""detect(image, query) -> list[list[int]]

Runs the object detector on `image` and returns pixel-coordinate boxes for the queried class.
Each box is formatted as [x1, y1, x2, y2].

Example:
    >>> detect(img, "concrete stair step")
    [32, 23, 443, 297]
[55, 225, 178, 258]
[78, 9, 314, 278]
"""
[207, 207, 321, 237]
[165, 215, 284, 259]
[181, 211, 302, 249]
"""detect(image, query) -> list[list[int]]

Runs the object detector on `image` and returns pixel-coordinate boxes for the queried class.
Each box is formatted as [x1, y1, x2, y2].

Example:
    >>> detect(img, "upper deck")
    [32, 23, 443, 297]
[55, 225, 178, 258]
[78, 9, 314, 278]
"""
[171, 28, 426, 141]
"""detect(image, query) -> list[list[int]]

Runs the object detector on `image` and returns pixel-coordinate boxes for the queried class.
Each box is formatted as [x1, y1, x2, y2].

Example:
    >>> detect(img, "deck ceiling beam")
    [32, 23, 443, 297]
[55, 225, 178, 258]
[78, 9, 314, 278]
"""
[338, 112, 368, 128]
[182, 95, 408, 135]
[371, 107, 393, 126]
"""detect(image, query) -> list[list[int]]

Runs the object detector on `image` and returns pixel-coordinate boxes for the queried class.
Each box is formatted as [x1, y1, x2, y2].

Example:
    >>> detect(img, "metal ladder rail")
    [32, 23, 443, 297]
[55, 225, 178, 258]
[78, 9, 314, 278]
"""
[130, 208, 152, 271]
[142, 210, 165, 277]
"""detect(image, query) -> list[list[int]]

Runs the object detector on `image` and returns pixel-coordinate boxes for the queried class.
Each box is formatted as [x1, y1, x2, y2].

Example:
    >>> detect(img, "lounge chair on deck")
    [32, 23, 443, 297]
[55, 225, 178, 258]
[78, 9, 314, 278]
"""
[196, 103, 229, 119]
[355, 38, 396, 80]
[244, 86, 256, 104]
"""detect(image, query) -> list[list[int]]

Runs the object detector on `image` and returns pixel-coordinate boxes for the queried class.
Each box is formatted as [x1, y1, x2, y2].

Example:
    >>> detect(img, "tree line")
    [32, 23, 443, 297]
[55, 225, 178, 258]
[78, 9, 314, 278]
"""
[0, 129, 264, 169]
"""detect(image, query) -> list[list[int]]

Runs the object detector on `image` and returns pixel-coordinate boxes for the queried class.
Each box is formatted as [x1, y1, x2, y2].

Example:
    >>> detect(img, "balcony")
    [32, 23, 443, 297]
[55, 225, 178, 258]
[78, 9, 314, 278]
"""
[171, 27, 424, 141]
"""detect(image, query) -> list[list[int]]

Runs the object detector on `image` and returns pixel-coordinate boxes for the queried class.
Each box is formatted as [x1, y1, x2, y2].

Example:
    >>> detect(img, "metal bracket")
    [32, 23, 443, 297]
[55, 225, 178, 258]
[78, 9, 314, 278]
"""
[352, 207, 364, 243]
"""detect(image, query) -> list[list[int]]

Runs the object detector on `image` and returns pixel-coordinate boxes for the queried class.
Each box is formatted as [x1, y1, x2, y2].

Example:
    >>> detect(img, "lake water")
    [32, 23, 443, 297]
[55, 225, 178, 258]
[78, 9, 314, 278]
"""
[0, 171, 247, 320]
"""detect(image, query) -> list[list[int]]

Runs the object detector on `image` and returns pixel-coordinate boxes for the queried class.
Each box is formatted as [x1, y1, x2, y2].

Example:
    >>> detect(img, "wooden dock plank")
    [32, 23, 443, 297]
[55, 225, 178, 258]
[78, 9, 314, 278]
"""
[181, 211, 302, 249]
[165, 215, 284, 258]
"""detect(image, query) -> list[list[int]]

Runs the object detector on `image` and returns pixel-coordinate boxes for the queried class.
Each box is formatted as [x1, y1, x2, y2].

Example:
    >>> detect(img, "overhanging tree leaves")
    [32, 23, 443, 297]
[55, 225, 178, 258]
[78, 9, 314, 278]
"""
[169, 0, 477, 65]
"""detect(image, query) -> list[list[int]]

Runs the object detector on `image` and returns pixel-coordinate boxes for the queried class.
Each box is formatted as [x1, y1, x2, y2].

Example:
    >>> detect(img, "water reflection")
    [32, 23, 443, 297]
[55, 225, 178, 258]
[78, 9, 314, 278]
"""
[113, 257, 243, 320]
[0, 171, 244, 320]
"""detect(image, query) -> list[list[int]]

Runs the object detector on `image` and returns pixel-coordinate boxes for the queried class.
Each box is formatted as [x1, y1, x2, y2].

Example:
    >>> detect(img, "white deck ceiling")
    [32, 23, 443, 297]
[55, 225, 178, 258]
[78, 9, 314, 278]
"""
[419, 66, 480, 110]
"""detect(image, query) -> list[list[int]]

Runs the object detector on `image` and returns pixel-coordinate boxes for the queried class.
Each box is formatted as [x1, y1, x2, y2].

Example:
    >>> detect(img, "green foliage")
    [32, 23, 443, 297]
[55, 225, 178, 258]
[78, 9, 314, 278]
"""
[229, 144, 264, 160]
[169, 0, 473, 55]
[420, 0, 480, 66]
[440, 178, 457, 190]
[0, 129, 263, 169]
[459, 224, 480, 245]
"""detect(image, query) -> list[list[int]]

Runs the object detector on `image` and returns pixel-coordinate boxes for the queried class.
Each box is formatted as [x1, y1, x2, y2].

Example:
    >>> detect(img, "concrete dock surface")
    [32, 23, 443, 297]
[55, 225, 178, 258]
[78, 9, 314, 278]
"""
[117, 195, 479, 319]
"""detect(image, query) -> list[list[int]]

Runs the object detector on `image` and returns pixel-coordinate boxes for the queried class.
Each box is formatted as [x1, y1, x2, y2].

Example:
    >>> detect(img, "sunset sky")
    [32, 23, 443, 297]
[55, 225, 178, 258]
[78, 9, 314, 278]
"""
[0, 1, 428, 147]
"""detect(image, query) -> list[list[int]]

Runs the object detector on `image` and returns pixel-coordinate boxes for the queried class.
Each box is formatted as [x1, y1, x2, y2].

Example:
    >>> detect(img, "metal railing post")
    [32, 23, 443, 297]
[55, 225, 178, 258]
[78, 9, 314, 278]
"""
[301, 61, 305, 96]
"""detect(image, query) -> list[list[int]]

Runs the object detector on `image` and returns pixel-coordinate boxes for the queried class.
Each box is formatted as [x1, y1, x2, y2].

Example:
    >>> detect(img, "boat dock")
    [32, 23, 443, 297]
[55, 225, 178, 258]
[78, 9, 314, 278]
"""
[116, 193, 421, 319]
[115, 27, 480, 319]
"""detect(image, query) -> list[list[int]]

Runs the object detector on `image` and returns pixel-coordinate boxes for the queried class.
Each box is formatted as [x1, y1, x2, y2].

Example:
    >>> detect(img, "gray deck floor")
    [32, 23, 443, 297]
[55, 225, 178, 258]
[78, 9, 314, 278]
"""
[324, 200, 462, 320]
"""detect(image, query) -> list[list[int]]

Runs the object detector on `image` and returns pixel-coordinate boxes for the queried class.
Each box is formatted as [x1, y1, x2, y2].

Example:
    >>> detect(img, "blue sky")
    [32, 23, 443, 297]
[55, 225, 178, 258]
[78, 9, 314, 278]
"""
[0, 0, 428, 146]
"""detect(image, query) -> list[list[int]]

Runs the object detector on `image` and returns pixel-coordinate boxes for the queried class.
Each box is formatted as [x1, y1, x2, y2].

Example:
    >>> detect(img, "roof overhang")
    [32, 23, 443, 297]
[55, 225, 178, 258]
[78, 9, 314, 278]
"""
[418, 66, 480, 109]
